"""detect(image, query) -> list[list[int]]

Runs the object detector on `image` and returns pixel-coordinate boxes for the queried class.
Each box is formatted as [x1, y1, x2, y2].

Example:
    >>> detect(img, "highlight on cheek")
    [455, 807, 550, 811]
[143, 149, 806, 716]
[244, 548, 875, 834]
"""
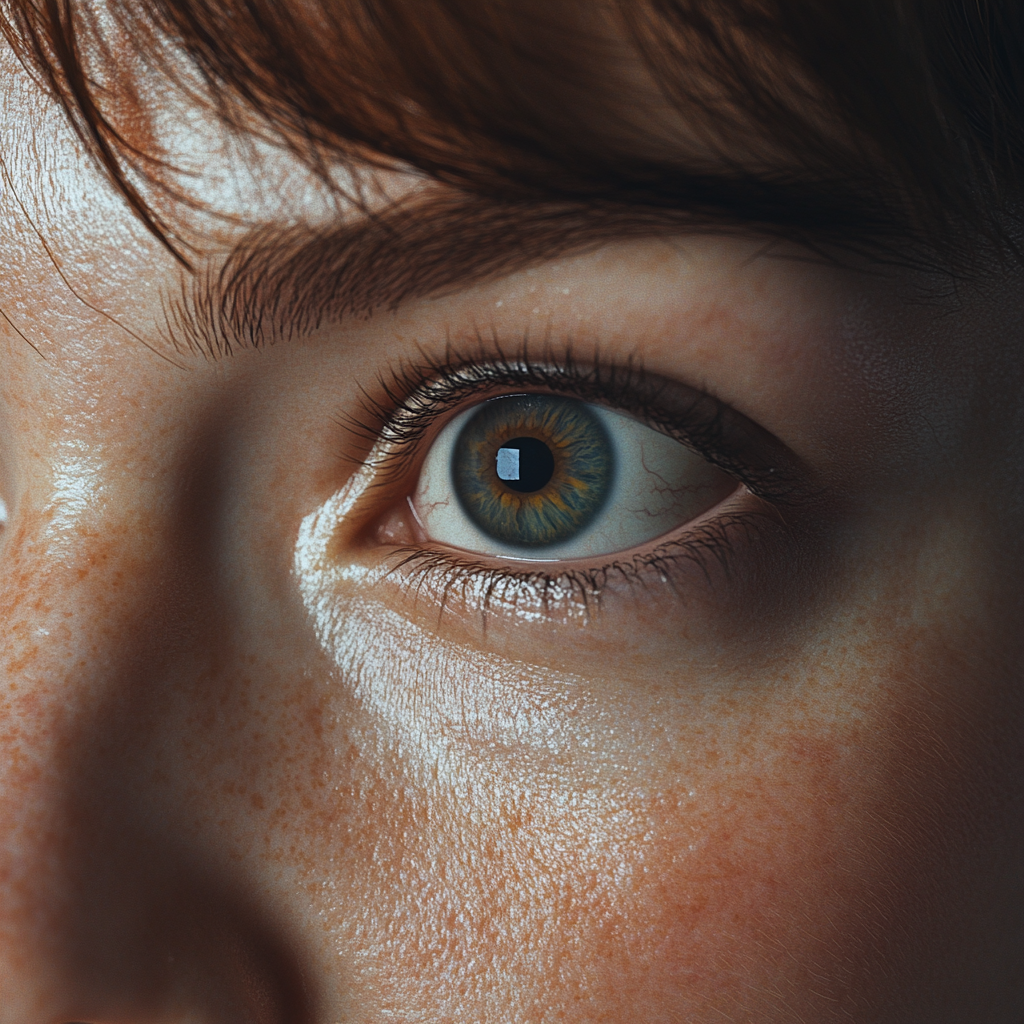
[415, 393, 738, 561]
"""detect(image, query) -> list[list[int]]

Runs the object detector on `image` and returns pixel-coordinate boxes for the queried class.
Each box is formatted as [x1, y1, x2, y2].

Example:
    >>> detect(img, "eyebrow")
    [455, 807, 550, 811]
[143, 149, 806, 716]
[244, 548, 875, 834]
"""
[162, 189, 792, 359]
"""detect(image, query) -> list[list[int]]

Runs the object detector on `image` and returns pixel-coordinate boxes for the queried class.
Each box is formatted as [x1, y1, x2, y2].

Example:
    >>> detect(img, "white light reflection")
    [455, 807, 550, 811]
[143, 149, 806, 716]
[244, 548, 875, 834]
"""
[44, 448, 107, 550]
[496, 447, 520, 481]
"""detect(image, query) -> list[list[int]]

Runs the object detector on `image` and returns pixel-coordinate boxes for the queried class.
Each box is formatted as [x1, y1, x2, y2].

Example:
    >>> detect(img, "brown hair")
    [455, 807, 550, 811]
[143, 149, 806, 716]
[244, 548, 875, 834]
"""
[4, 0, 1024, 268]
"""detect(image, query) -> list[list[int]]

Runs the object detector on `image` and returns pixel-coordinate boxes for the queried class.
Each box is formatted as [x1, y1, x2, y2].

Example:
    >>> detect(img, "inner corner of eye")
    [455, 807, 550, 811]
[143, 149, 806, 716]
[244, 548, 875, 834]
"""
[407, 393, 737, 562]
[372, 499, 419, 547]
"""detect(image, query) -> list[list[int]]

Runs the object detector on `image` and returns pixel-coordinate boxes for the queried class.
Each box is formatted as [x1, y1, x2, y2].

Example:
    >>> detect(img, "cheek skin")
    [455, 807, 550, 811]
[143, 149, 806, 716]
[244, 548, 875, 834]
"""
[279, 606, 890, 1020]
[285, 469, 1023, 1022]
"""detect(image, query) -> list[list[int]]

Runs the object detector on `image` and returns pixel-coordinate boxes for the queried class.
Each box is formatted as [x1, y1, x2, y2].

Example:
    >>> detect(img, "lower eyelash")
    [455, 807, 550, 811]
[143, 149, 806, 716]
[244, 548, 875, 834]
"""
[376, 506, 774, 626]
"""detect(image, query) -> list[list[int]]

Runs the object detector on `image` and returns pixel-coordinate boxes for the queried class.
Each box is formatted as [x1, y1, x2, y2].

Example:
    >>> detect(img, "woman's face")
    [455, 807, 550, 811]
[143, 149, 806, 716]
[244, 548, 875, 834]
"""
[0, 25, 1021, 1024]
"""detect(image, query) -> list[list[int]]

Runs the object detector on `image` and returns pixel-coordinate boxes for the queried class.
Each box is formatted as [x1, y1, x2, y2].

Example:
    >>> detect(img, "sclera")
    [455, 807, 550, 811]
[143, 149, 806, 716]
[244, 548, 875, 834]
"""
[414, 398, 738, 561]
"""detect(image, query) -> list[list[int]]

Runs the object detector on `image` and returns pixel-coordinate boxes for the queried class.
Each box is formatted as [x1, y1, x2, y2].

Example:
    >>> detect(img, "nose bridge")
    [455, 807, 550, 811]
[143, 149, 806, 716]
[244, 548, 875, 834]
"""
[0, 434, 188, 1020]
[1, 437, 167, 701]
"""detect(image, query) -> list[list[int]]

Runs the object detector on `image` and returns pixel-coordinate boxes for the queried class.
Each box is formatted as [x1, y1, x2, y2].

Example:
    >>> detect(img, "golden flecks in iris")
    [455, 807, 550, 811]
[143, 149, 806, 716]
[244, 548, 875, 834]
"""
[453, 396, 612, 547]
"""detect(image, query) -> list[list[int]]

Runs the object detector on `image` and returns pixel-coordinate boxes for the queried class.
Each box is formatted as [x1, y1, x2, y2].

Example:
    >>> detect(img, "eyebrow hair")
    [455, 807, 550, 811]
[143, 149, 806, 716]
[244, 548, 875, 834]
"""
[162, 186, 851, 360]
[163, 192, 705, 358]
[14, 0, 1022, 272]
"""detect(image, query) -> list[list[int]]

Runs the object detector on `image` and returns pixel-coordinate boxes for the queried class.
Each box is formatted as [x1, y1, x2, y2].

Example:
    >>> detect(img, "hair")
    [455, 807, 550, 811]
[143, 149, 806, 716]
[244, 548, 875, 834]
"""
[3, 0, 1024, 269]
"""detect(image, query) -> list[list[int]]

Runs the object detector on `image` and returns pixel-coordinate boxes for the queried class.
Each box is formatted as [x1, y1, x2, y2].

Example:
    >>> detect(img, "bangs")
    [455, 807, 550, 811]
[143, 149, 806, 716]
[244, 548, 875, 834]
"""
[4, 0, 1024, 267]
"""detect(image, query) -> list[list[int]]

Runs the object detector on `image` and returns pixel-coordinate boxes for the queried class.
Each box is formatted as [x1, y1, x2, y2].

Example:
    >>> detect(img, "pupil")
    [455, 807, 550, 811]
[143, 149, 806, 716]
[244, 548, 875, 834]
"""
[496, 436, 555, 493]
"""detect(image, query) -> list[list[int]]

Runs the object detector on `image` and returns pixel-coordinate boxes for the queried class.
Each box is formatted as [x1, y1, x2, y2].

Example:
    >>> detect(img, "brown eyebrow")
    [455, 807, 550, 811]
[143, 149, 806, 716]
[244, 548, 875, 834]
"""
[162, 188, 819, 360]
[13, 0, 1020, 273]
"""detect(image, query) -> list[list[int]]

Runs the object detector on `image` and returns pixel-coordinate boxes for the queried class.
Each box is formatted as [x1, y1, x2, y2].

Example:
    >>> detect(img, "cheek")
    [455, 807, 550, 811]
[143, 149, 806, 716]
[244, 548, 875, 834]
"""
[279, 618, 1018, 1021]
[283, 482, 1023, 1020]
[629, 621, 1024, 1018]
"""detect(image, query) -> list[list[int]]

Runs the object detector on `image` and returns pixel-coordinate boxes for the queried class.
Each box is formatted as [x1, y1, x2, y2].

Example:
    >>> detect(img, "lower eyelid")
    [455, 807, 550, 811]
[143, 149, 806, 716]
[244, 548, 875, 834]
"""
[361, 494, 778, 644]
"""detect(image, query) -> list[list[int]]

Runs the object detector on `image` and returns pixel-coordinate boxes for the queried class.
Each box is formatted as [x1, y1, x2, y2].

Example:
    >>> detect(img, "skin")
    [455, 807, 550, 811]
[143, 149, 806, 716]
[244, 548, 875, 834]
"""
[0, 19, 1022, 1024]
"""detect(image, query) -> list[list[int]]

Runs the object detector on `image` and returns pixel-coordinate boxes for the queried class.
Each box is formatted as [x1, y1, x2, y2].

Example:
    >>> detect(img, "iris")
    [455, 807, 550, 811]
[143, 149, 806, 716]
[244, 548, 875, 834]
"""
[452, 395, 613, 547]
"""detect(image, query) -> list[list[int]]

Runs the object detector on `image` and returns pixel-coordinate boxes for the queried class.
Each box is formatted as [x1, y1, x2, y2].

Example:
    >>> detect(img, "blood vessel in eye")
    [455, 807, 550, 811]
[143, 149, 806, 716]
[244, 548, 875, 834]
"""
[497, 438, 555, 492]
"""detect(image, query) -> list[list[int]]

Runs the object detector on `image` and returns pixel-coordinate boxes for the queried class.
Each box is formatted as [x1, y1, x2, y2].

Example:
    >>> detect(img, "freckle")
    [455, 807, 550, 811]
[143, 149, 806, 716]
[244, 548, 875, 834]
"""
[5, 644, 39, 675]
[251, 792, 265, 810]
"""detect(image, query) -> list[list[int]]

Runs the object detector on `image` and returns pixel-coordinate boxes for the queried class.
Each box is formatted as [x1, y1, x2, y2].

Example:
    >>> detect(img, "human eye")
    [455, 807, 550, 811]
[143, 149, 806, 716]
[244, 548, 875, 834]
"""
[415, 393, 735, 560]
[340, 347, 809, 611]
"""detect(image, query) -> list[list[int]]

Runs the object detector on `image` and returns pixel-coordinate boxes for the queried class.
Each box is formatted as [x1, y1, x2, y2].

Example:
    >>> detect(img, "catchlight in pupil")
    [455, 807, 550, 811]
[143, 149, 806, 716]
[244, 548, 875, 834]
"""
[497, 437, 555, 492]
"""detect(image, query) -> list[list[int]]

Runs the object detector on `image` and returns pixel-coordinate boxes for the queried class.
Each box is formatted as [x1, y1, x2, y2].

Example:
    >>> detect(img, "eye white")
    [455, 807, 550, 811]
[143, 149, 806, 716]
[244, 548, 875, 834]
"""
[412, 400, 738, 561]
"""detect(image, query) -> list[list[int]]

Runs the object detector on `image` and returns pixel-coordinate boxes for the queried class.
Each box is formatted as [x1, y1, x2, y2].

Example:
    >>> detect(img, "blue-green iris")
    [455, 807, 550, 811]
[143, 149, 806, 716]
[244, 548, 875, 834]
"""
[452, 395, 614, 547]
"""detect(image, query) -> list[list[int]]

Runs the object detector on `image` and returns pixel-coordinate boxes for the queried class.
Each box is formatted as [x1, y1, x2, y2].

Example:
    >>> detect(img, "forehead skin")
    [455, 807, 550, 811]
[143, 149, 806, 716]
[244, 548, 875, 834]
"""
[0, 24, 1023, 1024]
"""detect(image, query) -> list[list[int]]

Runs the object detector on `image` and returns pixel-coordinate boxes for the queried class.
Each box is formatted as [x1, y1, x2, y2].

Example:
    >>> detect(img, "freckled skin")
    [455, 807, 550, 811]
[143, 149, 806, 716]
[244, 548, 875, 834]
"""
[0, 35, 1022, 1024]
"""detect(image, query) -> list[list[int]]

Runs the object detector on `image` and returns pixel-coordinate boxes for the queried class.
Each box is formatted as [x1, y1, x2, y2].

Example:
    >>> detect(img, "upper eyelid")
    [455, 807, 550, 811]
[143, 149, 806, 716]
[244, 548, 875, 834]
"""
[345, 345, 812, 503]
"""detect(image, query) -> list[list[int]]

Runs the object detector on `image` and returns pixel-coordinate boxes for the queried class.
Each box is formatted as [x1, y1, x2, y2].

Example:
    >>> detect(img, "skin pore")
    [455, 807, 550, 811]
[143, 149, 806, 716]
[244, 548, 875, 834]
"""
[0, 12, 1023, 1024]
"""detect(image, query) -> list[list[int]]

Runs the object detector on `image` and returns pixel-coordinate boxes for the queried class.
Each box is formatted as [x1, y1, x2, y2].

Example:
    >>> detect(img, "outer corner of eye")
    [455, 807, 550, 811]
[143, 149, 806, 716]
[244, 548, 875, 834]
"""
[410, 394, 737, 562]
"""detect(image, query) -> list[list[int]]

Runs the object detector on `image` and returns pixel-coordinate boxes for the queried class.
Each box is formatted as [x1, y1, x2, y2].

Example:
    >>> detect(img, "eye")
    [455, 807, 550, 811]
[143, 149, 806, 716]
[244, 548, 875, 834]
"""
[413, 393, 738, 561]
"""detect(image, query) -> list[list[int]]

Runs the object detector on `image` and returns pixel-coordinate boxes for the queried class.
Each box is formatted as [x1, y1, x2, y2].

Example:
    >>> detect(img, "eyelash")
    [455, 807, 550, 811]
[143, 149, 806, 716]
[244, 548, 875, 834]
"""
[342, 337, 803, 613]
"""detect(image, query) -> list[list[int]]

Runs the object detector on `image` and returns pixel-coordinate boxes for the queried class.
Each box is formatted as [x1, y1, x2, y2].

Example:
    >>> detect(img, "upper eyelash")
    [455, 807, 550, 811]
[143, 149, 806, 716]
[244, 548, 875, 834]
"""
[342, 334, 804, 501]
